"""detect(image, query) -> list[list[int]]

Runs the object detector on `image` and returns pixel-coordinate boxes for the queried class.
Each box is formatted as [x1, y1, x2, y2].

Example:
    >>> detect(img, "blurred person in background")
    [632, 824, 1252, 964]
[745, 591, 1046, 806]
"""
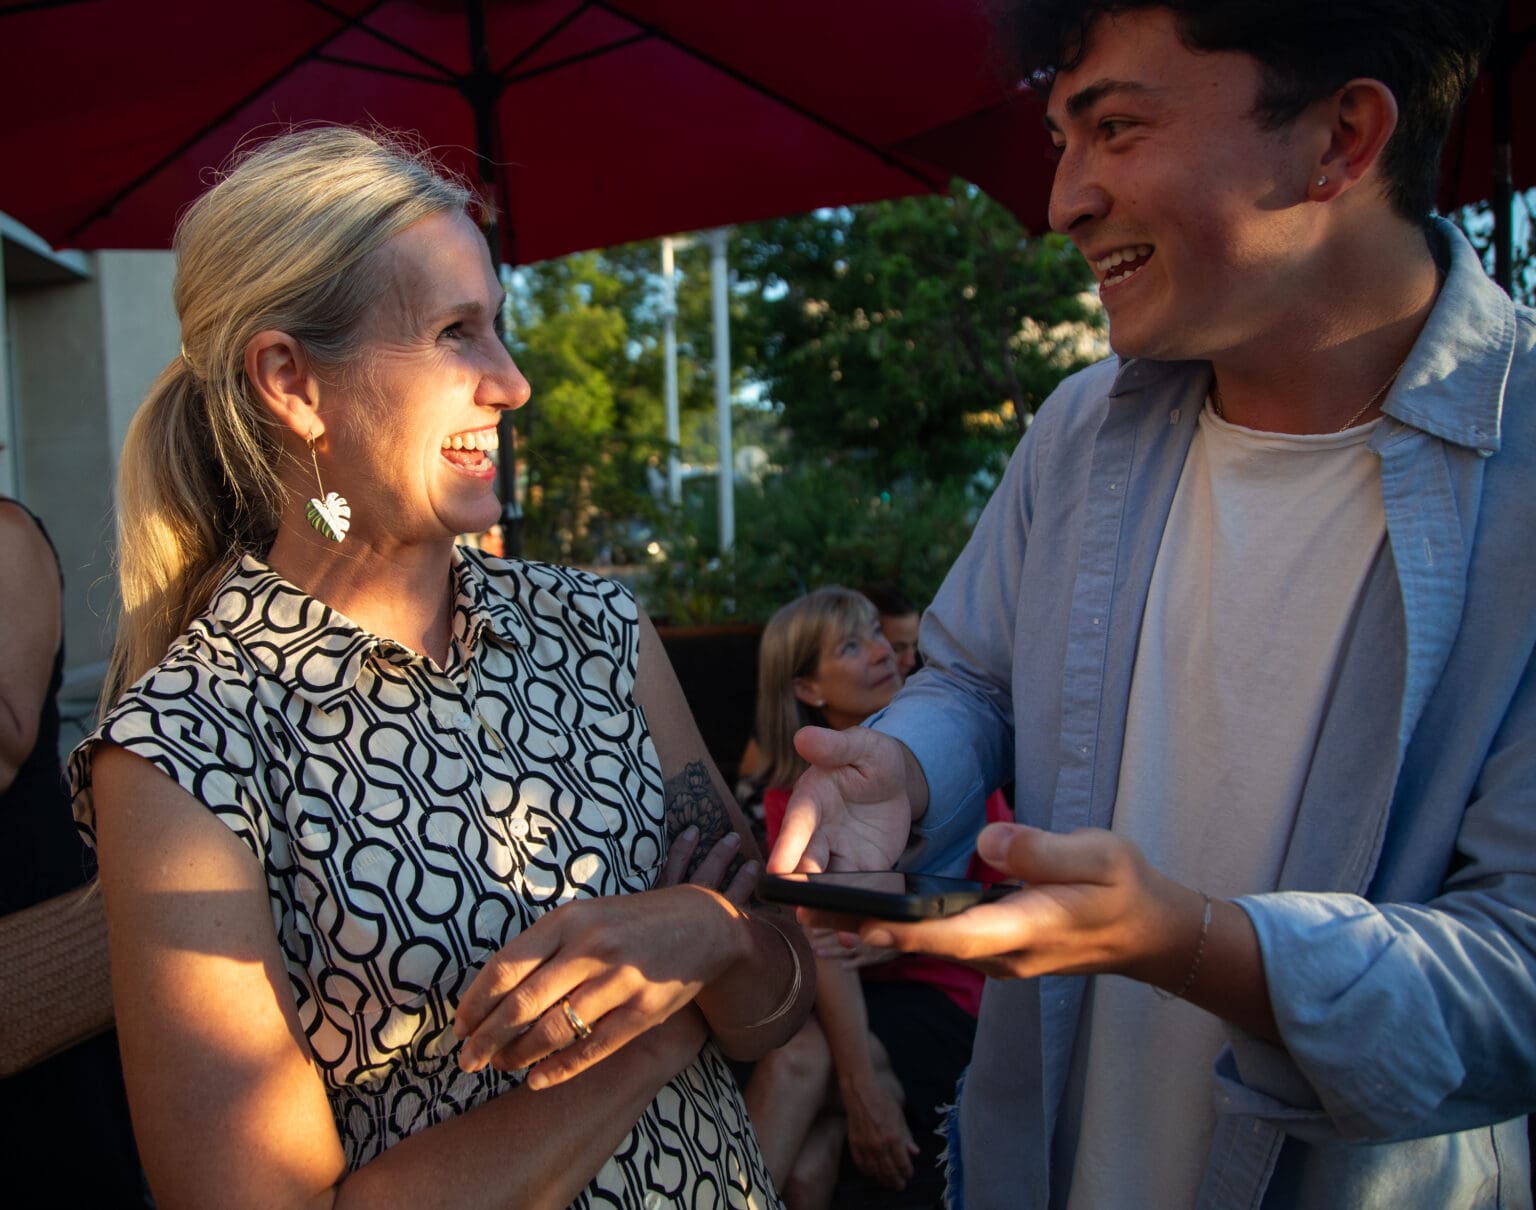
[860, 584, 922, 682]
[1, 497, 144, 1205]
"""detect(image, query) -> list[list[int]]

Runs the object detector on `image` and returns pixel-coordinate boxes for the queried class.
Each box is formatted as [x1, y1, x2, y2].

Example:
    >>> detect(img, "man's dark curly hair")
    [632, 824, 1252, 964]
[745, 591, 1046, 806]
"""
[1009, 0, 1497, 221]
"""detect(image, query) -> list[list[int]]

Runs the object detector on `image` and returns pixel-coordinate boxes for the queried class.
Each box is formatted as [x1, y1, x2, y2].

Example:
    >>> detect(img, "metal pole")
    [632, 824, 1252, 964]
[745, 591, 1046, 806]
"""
[662, 237, 682, 507]
[1492, 0, 1514, 293]
[711, 228, 734, 554]
[463, 0, 523, 555]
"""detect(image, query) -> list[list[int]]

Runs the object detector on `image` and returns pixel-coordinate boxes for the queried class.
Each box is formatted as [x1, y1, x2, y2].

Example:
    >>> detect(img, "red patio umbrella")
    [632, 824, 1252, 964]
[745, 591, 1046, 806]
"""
[0, 0, 1052, 265]
[1, 0, 1059, 553]
[931, 0, 1536, 291]
[1438, 0, 1536, 289]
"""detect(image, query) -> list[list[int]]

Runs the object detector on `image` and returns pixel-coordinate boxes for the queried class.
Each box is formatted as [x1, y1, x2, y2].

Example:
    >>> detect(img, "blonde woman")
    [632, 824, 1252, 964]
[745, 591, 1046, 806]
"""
[744, 588, 1004, 1208]
[68, 127, 809, 1210]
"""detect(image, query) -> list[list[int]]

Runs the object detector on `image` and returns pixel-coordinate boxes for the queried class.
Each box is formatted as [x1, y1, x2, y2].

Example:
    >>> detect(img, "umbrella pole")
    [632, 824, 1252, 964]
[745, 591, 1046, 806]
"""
[462, 0, 523, 557]
[662, 237, 682, 507]
[711, 228, 734, 554]
[1492, 0, 1514, 293]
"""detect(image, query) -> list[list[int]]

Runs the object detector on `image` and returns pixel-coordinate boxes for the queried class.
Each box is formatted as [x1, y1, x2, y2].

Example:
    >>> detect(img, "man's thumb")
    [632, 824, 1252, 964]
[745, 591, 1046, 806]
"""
[793, 723, 857, 766]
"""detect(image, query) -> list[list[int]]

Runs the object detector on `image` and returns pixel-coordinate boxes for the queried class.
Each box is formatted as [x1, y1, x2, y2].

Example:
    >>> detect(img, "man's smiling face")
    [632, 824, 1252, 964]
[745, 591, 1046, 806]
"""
[1044, 7, 1319, 363]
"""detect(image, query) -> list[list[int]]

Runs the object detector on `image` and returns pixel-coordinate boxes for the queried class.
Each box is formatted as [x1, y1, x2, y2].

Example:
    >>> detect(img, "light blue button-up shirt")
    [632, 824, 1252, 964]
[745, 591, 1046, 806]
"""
[874, 219, 1535, 1208]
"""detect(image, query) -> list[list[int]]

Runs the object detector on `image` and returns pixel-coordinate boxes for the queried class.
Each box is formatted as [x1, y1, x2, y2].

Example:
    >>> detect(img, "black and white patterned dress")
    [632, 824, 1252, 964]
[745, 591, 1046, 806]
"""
[71, 548, 780, 1208]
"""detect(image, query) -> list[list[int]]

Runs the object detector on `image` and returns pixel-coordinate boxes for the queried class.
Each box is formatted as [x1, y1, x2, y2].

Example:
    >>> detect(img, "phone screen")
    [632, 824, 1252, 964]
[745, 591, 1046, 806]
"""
[757, 871, 1018, 921]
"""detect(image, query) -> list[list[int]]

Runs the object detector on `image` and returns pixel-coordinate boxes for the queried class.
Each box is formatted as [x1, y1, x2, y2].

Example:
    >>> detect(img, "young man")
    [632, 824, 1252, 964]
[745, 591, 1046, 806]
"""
[769, 2, 1534, 1206]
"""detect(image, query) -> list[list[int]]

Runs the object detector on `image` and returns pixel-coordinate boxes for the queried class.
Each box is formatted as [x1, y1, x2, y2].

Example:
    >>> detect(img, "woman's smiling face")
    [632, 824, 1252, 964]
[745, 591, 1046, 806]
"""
[321, 209, 530, 545]
[795, 618, 900, 732]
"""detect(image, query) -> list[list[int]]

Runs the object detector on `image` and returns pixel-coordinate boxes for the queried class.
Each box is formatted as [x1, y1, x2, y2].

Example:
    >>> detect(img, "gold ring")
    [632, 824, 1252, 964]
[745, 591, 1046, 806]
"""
[561, 996, 592, 1040]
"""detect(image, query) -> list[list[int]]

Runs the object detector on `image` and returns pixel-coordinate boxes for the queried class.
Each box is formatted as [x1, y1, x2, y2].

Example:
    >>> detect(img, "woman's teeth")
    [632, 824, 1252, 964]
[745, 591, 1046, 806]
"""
[442, 430, 499, 452]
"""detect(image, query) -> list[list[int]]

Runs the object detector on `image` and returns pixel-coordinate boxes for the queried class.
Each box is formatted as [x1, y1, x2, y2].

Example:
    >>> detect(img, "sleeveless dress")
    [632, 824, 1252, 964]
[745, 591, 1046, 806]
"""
[70, 547, 780, 1208]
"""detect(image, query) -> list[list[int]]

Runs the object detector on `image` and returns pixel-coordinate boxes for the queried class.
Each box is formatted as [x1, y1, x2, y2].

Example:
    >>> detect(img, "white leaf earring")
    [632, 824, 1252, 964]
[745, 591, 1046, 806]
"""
[304, 430, 351, 543]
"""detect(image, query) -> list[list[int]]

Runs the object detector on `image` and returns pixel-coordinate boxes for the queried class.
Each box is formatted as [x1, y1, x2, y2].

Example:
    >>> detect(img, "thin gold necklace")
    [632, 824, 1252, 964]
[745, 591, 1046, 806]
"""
[1211, 357, 1407, 433]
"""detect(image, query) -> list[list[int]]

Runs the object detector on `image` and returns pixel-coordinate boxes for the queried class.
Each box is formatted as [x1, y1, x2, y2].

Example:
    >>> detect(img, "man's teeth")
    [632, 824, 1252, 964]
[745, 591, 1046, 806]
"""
[1094, 245, 1153, 285]
[442, 430, 500, 452]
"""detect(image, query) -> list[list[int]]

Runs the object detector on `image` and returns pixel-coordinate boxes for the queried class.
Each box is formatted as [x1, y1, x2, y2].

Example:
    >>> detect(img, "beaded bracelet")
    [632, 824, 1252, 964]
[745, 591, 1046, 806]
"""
[742, 913, 804, 1029]
[1154, 892, 1212, 1001]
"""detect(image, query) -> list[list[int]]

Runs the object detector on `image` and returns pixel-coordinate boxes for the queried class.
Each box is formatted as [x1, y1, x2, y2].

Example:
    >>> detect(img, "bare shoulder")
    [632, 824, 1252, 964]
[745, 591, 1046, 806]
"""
[91, 742, 269, 938]
[0, 500, 57, 577]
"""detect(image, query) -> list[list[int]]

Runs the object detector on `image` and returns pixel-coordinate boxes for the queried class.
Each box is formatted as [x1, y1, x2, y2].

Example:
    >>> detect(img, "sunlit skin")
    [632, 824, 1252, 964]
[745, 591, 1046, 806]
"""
[877, 612, 920, 681]
[306, 210, 530, 548]
[794, 621, 899, 732]
[251, 211, 531, 662]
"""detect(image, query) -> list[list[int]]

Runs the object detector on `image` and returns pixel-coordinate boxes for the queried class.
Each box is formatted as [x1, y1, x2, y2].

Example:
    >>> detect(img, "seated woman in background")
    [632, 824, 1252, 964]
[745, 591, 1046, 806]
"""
[742, 587, 1005, 1209]
[69, 126, 810, 1210]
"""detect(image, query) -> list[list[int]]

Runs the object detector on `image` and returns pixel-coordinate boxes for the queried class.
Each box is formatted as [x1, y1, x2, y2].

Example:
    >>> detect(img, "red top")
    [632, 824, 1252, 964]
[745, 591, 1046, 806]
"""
[763, 784, 1012, 1018]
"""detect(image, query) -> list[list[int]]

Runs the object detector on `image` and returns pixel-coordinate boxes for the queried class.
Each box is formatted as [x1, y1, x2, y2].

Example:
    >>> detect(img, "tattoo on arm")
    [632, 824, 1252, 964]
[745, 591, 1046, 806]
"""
[664, 760, 745, 880]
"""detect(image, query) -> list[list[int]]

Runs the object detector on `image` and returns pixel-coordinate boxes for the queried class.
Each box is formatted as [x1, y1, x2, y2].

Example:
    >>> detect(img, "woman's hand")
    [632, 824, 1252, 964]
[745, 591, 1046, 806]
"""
[453, 884, 747, 1089]
[660, 824, 759, 905]
[808, 926, 896, 969]
[840, 1069, 917, 1190]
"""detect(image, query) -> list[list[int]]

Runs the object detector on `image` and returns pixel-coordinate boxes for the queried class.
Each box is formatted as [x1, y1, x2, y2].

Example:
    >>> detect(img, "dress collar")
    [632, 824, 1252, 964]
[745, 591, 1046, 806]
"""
[205, 546, 534, 708]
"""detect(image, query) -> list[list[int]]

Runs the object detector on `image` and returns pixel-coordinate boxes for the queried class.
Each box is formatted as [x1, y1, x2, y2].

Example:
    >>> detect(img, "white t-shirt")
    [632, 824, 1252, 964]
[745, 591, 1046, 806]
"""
[1058, 404, 1386, 1209]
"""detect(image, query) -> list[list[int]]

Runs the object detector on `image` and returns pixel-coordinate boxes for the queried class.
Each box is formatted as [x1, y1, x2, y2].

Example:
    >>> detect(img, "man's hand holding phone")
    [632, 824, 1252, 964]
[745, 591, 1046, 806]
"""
[769, 724, 1279, 1039]
[766, 724, 1191, 983]
[775, 815, 1204, 988]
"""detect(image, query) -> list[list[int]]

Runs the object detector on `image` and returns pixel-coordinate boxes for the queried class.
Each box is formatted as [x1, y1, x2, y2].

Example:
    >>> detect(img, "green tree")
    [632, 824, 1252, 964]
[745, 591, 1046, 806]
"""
[510, 185, 1104, 617]
[731, 184, 1102, 486]
[645, 463, 987, 624]
[505, 251, 638, 561]
[641, 184, 1104, 621]
[507, 238, 764, 563]
[1453, 194, 1536, 306]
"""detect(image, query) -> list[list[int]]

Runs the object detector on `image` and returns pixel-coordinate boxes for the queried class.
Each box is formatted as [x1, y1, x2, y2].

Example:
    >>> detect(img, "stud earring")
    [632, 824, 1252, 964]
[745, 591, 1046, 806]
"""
[304, 430, 351, 543]
[1316, 175, 1328, 187]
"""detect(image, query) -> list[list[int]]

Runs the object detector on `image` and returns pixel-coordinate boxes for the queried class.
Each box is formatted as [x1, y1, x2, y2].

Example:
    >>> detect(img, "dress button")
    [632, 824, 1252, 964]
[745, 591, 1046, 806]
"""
[453, 710, 474, 730]
[510, 817, 531, 839]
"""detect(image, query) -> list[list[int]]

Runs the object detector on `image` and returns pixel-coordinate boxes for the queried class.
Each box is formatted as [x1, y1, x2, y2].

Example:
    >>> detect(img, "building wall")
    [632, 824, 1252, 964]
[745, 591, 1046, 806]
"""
[10, 264, 114, 671]
[0, 243, 14, 501]
[3, 230, 178, 687]
[100, 252, 178, 472]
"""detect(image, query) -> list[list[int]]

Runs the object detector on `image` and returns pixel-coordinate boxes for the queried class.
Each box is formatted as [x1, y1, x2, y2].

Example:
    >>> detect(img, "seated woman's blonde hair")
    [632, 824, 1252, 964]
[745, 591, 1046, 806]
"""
[754, 586, 881, 788]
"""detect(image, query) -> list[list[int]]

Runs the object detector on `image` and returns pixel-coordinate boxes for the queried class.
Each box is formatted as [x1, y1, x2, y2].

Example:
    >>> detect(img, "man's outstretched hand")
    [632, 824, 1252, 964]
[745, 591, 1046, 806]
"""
[766, 726, 926, 875]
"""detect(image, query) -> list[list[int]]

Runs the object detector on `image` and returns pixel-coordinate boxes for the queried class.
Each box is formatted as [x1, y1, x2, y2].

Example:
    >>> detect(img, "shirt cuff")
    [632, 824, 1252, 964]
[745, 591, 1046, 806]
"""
[868, 701, 991, 877]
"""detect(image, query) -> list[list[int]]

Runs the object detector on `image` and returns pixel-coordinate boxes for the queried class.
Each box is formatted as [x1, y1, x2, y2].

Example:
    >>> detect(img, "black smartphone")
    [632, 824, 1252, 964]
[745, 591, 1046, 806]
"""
[757, 871, 1019, 921]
